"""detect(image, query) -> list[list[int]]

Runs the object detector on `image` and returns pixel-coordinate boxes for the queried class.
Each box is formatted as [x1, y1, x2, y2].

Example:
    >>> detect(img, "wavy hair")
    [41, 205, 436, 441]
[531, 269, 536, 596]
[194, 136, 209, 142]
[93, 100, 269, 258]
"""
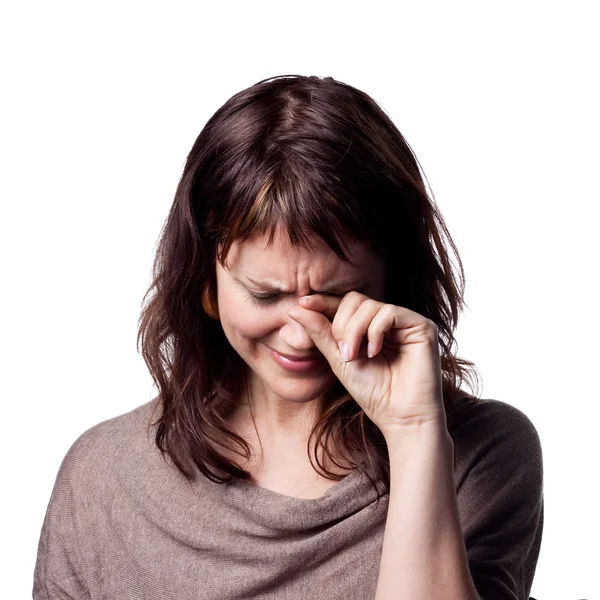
[137, 74, 482, 500]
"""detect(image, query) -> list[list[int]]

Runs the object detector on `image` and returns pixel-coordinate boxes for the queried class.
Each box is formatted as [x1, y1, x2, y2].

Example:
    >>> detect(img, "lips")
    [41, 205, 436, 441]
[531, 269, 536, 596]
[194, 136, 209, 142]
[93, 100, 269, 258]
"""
[268, 347, 326, 373]
[272, 349, 321, 361]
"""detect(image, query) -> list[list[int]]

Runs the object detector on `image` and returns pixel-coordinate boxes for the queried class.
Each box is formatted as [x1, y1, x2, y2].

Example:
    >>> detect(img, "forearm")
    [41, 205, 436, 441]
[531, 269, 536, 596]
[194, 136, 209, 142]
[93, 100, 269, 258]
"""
[375, 423, 479, 600]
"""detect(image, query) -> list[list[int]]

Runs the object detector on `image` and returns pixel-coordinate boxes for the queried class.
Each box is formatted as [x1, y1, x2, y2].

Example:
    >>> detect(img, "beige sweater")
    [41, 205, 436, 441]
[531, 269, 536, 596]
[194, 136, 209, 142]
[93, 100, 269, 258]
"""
[33, 397, 543, 599]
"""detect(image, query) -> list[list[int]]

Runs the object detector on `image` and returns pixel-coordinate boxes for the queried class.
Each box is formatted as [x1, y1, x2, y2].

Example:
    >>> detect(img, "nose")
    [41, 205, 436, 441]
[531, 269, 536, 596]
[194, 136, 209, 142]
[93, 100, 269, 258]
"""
[278, 311, 318, 353]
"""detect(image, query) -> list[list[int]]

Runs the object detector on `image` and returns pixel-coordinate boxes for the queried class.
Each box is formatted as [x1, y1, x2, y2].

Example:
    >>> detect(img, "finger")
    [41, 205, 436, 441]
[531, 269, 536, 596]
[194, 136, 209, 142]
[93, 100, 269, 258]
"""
[295, 293, 343, 321]
[366, 304, 400, 358]
[287, 302, 347, 369]
[340, 298, 384, 361]
[298, 291, 367, 339]
[297, 292, 378, 362]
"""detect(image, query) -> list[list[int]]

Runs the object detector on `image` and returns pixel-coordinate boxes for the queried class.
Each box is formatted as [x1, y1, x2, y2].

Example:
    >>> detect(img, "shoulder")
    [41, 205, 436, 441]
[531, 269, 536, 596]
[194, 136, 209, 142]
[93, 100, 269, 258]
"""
[452, 396, 539, 434]
[34, 400, 162, 598]
[449, 399, 544, 597]
[53, 399, 160, 496]
[450, 396, 544, 535]
[451, 396, 543, 490]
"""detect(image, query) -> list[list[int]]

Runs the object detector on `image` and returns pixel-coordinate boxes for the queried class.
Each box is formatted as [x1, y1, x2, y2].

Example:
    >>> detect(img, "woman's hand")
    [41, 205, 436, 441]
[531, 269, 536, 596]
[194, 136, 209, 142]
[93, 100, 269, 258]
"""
[287, 292, 446, 440]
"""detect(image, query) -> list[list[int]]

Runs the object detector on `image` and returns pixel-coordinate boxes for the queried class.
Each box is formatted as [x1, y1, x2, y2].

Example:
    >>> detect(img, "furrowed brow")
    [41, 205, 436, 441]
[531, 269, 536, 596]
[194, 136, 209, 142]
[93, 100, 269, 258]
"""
[242, 275, 368, 294]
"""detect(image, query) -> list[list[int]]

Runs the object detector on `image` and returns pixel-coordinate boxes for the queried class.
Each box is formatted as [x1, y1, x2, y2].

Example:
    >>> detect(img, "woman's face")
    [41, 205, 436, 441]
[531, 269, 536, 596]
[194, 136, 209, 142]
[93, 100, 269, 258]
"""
[215, 228, 386, 413]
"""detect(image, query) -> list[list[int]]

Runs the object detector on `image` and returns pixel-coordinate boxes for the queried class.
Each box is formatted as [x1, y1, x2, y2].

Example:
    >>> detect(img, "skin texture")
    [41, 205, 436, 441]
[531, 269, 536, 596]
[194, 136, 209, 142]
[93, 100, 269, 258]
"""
[214, 227, 385, 445]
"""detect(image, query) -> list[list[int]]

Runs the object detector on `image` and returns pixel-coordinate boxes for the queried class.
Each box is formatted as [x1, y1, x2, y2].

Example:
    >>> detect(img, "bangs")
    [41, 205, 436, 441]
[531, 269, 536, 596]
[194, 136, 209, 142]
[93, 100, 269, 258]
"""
[214, 161, 386, 270]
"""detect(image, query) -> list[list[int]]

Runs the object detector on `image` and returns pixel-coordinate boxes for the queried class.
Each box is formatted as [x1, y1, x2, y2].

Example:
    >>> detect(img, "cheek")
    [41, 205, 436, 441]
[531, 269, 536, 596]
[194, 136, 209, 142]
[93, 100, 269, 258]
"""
[218, 286, 279, 340]
[228, 307, 277, 339]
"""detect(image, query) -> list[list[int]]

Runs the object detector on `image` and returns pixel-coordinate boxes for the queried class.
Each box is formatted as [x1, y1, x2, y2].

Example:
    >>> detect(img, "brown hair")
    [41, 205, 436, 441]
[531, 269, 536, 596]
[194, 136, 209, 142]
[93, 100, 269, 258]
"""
[137, 74, 482, 500]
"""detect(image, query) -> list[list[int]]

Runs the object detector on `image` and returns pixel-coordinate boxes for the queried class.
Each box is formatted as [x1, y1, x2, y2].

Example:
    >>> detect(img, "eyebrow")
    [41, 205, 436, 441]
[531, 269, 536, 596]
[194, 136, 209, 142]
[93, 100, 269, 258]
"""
[240, 275, 369, 294]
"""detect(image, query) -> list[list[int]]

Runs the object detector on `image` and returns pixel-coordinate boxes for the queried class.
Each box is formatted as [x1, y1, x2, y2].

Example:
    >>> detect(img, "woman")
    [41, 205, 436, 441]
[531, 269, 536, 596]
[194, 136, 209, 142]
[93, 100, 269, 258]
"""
[33, 75, 543, 599]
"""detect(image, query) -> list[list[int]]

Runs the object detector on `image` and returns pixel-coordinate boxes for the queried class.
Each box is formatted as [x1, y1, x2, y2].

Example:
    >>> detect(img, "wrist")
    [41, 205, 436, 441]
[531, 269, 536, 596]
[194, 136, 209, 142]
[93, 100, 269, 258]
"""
[382, 419, 453, 455]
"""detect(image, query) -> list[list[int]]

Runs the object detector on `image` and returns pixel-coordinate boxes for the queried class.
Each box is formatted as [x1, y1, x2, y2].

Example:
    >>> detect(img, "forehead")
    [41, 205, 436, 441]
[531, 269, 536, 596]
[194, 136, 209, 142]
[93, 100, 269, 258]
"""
[224, 230, 375, 275]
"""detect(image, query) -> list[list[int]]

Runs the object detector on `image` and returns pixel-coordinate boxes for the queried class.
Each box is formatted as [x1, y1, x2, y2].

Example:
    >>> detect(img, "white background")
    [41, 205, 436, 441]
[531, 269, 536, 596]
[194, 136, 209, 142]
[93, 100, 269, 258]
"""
[2, 1, 598, 598]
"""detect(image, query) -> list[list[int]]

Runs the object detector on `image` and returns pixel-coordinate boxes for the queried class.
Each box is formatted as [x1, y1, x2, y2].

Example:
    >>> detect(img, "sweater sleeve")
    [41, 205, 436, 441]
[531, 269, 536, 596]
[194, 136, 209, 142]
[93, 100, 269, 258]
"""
[453, 400, 544, 600]
[33, 437, 96, 599]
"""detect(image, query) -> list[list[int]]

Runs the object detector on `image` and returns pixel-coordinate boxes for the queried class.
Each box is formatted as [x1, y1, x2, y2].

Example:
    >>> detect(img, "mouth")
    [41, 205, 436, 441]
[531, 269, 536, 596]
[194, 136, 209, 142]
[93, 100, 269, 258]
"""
[272, 349, 322, 361]
[268, 347, 326, 373]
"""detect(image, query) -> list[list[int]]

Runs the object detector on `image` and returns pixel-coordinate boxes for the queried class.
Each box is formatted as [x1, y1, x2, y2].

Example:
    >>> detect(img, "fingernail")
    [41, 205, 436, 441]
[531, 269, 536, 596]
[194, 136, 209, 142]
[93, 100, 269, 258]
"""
[367, 342, 374, 358]
[338, 340, 350, 362]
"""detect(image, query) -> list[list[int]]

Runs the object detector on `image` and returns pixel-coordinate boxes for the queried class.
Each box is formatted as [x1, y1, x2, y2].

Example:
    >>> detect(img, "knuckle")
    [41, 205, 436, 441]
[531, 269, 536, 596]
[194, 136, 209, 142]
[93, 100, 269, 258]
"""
[425, 320, 439, 339]
[380, 303, 396, 316]
[345, 290, 364, 299]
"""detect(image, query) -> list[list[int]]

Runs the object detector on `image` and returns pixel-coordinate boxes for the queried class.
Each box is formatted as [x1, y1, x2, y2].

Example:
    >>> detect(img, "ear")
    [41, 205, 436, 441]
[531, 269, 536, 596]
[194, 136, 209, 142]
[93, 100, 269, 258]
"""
[201, 284, 220, 320]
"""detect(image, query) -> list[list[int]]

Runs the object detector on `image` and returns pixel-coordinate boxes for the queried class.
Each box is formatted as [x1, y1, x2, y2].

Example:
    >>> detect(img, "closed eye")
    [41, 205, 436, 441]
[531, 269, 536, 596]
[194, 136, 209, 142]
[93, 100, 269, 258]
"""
[246, 293, 279, 307]
[245, 291, 345, 308]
